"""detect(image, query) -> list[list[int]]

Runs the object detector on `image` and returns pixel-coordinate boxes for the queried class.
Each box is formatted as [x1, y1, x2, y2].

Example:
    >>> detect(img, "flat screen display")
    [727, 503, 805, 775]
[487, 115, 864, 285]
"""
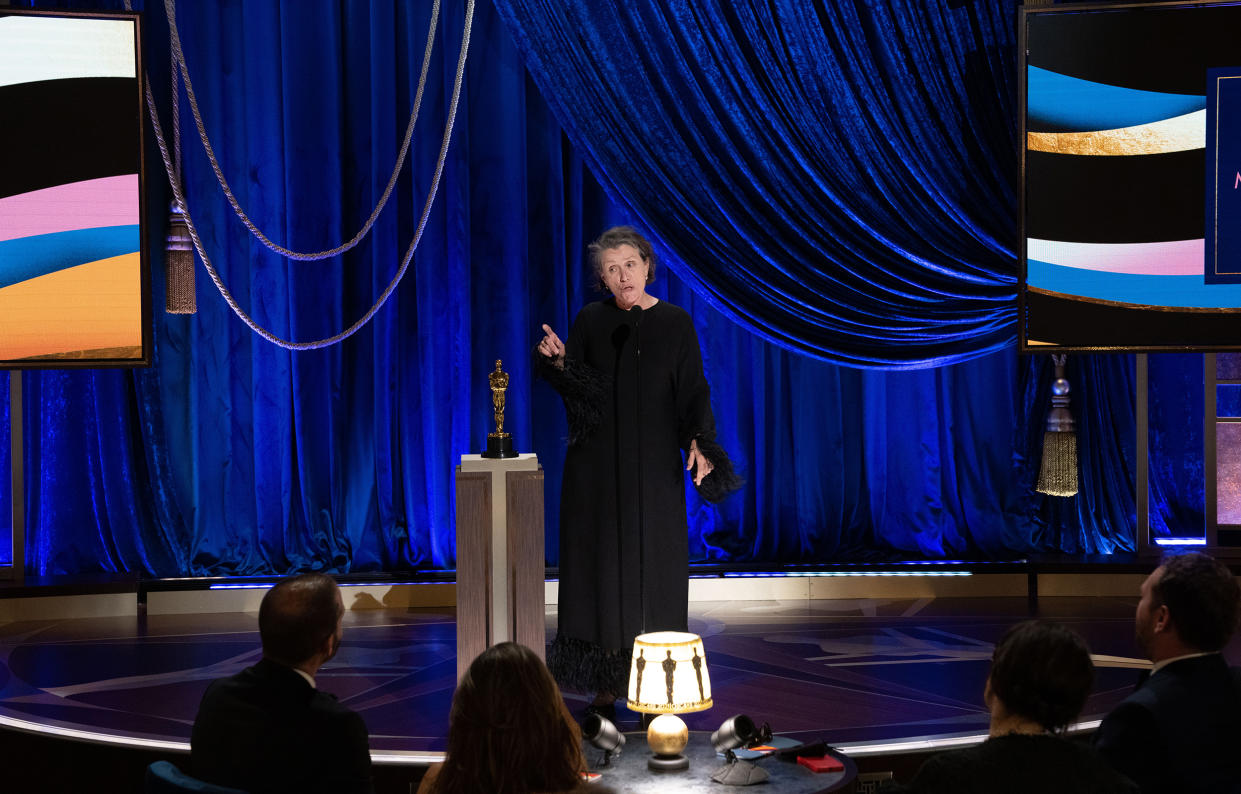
[1021, 1, 1241, 352]
[0, 10, 148, 367]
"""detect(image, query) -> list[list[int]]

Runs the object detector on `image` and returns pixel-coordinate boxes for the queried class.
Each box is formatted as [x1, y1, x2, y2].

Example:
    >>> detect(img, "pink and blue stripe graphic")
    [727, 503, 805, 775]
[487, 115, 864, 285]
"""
[0, 174, 139, 288]
[1027, 239, 1241, 308]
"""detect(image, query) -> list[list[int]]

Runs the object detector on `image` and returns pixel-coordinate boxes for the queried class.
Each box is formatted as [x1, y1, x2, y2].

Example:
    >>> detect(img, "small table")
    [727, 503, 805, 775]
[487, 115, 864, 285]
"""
[588, 732, 856, 793]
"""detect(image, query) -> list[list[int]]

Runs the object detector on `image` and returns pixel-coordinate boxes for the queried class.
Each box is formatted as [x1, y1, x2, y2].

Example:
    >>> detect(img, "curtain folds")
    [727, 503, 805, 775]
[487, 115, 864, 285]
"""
[2, 0, 1167, 578]
[491, 0, 1021, 368]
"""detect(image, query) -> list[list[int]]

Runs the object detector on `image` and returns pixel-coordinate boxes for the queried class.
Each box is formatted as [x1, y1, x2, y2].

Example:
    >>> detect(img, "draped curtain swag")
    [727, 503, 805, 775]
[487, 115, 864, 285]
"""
[492, 0, 1021, 368]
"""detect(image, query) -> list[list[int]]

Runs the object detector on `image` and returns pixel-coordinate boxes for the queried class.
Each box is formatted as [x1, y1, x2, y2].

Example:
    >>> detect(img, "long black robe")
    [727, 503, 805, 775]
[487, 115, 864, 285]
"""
[537, 298, 736, 695]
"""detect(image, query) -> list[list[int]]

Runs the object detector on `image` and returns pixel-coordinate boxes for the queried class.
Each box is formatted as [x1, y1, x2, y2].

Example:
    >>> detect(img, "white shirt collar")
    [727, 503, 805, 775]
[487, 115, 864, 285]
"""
[292, 667, 316, 689]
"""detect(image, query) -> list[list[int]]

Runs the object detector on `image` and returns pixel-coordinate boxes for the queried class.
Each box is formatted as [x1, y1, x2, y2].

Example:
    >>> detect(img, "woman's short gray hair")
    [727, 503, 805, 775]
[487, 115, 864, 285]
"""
[588, 226, 656, 290]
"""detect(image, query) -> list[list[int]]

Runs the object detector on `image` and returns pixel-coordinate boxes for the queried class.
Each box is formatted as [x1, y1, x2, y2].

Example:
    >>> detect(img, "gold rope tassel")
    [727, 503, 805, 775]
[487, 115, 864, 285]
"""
[1037, 431, 1078, 497]
[165, 199, 196, 314]
[1036, 354, 1078, 497]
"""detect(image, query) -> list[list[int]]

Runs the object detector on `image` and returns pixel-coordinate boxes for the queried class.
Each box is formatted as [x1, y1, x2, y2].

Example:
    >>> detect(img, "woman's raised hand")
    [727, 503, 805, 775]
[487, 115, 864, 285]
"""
[538, 324, 565, 368]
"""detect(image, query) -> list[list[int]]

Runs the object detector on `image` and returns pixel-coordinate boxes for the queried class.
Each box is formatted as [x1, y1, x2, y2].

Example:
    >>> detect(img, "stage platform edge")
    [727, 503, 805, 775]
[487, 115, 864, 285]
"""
[0, 555, 1178, 621]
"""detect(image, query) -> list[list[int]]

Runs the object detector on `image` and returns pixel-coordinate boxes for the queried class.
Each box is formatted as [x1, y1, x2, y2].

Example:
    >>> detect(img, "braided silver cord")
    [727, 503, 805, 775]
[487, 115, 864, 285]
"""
[133, 0, 475, 349]
[164, 0, 442, 261]
[170, 55, 180, 183]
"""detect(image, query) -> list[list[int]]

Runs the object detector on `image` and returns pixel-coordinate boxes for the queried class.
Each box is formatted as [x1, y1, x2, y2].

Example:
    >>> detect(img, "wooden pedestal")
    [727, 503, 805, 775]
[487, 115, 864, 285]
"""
[455, 453, 544, 681]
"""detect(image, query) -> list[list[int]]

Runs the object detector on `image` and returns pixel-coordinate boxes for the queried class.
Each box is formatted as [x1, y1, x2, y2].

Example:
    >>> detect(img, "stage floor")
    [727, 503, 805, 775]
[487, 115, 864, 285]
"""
[3, 593, 1232, 759]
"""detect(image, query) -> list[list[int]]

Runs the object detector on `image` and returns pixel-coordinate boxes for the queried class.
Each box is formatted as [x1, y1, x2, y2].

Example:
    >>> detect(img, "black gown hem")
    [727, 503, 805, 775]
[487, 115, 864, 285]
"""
[547, 634, 631, 696]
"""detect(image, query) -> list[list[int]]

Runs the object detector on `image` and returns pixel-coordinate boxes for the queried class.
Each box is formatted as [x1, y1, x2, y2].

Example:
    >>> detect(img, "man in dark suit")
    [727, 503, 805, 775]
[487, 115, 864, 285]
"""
[1094, 552, 1241, 794]
[192, 573, 373, 794]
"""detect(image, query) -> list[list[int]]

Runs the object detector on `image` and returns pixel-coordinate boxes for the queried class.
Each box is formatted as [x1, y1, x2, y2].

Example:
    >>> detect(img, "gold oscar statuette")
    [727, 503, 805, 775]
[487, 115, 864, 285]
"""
[482, 359, 517, 458]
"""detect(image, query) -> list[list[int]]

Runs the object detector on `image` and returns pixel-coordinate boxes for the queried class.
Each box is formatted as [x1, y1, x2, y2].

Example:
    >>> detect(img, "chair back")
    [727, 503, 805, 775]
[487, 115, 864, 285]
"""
[144, 760, 249, 794]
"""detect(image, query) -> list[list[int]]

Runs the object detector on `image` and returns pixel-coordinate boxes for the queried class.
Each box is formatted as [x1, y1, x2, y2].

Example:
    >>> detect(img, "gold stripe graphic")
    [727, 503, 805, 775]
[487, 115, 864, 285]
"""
[1027, 109, 1204, 156]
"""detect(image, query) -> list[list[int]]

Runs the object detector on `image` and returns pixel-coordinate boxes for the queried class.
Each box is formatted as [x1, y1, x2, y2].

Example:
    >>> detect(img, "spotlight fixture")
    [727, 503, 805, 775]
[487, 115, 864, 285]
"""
[582, 712, 626, 766]
[710, 714, 772, 786]
[711, 714, 758, 755]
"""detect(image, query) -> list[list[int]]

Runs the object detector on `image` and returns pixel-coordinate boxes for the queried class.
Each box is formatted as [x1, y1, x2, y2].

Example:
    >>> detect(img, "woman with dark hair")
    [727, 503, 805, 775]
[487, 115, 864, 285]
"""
[416, 642, 610, 794]
[886, 621, 1136, 793]
[535, 225, 740, 717]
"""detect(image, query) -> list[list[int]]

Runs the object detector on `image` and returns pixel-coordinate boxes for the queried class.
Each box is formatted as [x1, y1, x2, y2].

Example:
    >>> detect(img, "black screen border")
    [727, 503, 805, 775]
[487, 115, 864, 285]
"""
[0, 7, 150, 371]
[1019, 0, 1241, 355]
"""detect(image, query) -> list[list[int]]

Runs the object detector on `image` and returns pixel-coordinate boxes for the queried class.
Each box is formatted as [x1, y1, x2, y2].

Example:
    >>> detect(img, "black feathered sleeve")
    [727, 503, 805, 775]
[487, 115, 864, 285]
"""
[533, 350, 610, 447]
[692, 436, 745, 504]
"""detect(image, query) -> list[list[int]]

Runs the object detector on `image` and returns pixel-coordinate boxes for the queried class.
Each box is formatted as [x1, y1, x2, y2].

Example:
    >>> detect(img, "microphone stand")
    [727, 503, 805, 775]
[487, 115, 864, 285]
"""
[610, 322, 629, 662]
[630, 305, 645, 636]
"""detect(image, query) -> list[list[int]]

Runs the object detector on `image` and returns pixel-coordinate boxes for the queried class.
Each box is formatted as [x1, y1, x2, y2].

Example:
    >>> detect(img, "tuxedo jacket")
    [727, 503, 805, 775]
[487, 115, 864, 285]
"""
[191, 657, 373, 794]
[1093, 653, 1241, 794]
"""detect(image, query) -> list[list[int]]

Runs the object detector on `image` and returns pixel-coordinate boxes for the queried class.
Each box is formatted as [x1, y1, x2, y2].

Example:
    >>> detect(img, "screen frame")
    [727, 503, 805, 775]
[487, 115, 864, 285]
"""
[1018, 0, 1241, 355]
[0, 7, 150, 370]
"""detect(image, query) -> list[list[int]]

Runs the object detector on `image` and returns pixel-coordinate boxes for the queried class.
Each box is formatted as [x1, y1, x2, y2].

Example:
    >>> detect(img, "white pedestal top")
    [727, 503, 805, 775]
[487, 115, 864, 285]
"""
[459, 452, 539, 471]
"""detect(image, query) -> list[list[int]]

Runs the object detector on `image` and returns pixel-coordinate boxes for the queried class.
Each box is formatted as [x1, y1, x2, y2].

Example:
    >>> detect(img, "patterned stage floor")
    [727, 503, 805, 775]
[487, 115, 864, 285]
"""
[4, 593, 1227, 755]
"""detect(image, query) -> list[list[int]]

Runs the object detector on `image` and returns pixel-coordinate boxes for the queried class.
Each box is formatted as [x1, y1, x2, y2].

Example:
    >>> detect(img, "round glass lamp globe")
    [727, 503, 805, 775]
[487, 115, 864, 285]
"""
[646, 713, 689, 755]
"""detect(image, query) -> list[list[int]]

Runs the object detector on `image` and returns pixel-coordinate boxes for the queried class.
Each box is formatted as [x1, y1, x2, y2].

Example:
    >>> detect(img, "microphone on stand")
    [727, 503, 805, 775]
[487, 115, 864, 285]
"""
[611, 322, 631, 353]
[610, 316, 632, 640]
[629, 304, 645, 633]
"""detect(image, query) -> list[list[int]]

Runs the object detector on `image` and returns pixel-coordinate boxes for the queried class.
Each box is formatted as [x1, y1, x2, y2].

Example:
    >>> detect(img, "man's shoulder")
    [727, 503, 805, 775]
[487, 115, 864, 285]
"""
[205, 659, 301, 692]
[198, 660, 326, 722]
[1107, 655, 1241, 721]
[307, 688, 363, 721]
[200, 663, 263, 698]
[293, 684, 367, 741]
[1146, 654, 1238, 693]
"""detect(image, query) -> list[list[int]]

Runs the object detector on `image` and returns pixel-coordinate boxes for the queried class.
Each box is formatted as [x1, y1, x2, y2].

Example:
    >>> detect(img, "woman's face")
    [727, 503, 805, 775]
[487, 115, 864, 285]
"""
[599, 244, 650, 310]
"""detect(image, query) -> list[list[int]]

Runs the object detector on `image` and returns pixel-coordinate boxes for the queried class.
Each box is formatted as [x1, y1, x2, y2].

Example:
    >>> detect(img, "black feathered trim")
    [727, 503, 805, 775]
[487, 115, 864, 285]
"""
[532, 348, 611, 446]
[693, 436, 745, 504]
[546, 634, 630, 695]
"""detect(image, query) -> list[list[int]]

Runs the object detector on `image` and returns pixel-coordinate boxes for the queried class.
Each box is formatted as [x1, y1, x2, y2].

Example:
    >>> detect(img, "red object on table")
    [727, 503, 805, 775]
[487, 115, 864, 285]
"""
[797, 754, 845, 773]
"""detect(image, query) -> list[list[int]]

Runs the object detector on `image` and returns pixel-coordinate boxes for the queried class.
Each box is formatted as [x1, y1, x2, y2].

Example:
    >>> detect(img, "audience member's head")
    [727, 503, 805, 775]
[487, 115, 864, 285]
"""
[258, 573, 344, 671]
[1137, 552, 1240, 659]
[430, 642, 585, 794]
[986, 620, 1094, 734]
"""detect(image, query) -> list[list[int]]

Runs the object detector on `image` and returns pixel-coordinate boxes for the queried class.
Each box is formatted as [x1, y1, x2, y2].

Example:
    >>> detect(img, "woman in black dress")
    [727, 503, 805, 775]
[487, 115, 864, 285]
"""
[884, 621, 1137, 793]
[535, 226, 739, 716]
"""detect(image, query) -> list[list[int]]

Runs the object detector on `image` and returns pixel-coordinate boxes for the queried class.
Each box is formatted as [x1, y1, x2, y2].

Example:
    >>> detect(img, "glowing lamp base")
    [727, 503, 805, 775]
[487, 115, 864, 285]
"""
[646, 713, 690, 771]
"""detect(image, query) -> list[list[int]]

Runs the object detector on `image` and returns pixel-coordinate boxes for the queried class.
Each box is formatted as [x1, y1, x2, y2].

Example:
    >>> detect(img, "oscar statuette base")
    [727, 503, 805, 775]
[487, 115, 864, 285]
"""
[482, 432, 517, 459]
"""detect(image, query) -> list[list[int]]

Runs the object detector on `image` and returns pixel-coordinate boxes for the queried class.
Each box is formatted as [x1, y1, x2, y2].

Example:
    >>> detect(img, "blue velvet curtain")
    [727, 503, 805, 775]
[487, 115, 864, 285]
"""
[143, 0, 539, 574]
[1147, 354, 1206, 540]
[491, 0, 1020, 368]
[2, 0, 1174, 578]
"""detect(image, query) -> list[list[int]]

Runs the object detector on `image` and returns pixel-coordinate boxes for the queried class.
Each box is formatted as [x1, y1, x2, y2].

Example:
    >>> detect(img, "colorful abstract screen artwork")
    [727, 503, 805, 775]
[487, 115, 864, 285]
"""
[1022, 3, 1241, 351]
[0, 11, 147, 367]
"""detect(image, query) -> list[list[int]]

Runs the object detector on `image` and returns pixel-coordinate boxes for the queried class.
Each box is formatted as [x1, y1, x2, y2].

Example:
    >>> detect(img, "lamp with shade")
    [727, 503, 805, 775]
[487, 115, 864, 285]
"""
[626, 631, 713, 771]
